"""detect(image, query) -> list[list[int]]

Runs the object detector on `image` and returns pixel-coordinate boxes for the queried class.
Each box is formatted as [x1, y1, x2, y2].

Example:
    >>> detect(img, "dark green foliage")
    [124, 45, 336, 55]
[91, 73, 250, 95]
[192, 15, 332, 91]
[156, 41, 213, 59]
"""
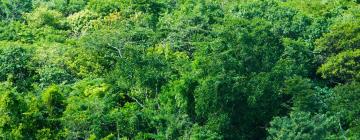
[268, 111, 340, 140]
[331, 82, 360, 138]
[0, 0, 32, 20]
[0, 0, 359, 139]
[0, 43, 33, 91]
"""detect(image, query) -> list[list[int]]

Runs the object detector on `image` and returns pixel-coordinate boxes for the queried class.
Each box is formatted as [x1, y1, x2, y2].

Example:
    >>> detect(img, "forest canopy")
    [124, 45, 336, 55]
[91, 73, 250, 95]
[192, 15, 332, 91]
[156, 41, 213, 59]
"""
[0, 0, 359, 139]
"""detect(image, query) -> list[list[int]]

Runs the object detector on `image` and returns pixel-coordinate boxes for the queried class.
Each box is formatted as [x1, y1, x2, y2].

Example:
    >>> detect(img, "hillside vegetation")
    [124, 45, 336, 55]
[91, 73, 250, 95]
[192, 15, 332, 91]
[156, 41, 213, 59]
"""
[0, 0, 359, 139]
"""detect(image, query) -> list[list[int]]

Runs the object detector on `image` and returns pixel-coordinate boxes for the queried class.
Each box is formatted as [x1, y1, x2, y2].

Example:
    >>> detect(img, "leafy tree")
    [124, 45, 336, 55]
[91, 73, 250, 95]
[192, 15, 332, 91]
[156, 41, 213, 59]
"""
[25, 5, 65, 29]
[157, 0, 224, 55]
[34, 0, 89, 15]
[0, 42, 33, 91]
[0, 0, 32, 20]
[0, 82, 25, 139]
[66, 9, 98, 37]
[59, 78, 119, 139]
[318, 49, 360, 83]
[315, 18, 360, 83]
[331, 82, 360, 138]
[267, 111, 340, 140]
[32, 43, 75, 87]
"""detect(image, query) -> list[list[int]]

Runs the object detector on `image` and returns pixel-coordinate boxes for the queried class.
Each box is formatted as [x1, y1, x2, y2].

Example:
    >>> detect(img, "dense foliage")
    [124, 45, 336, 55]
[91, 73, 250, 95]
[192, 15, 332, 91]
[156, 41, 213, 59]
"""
[0, 0, 359, 139]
